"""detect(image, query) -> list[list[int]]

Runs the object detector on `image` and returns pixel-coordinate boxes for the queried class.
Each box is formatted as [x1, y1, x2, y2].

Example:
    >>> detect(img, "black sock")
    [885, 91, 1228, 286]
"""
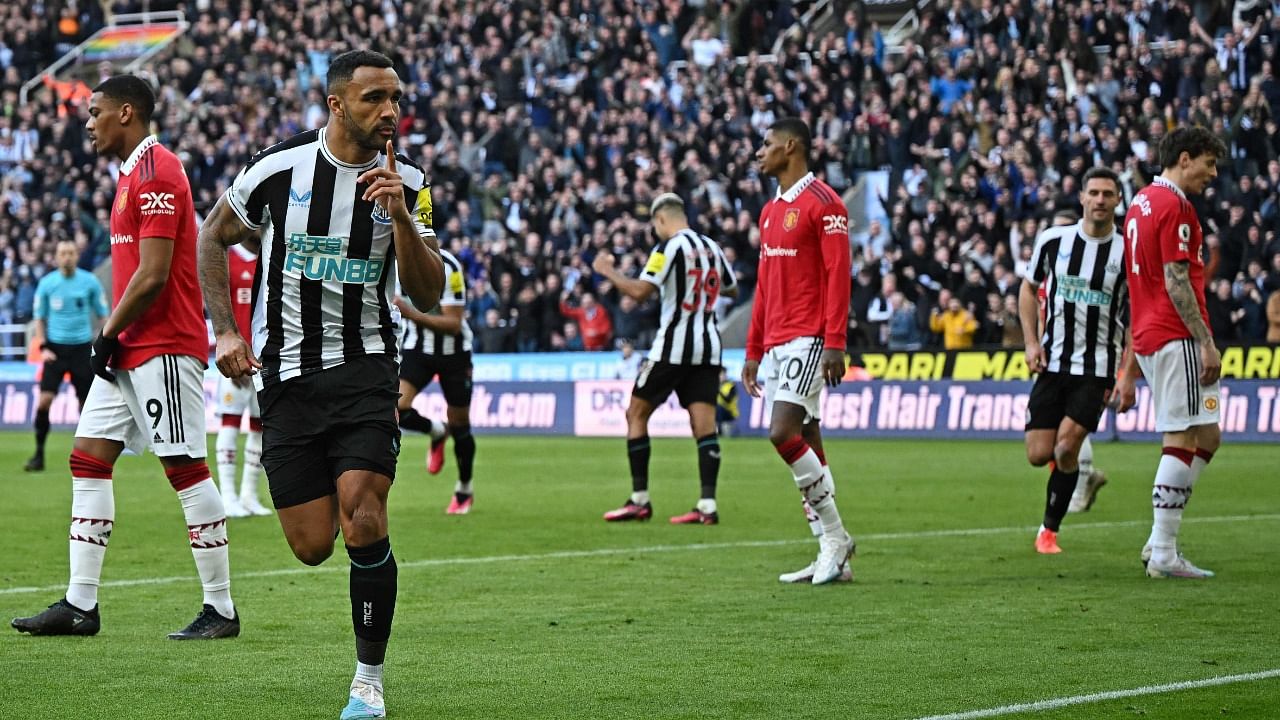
[627, 436, 650, 494]
[696, 433, 720, 500]
[453, 425, 475, 483]
[1043, 468, 1079, 532]
[34, 408, 50, 456]
[398, 407, 433, 434]
[348, 536, 397, 666]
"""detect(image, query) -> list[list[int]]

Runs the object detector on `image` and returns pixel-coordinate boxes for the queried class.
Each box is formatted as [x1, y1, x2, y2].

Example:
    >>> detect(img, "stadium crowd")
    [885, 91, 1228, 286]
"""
[2, 0, 1280, 354]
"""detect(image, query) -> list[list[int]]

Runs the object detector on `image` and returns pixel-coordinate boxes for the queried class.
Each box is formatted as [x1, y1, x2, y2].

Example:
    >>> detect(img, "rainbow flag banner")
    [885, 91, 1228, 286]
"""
[80, 24, 183, 63]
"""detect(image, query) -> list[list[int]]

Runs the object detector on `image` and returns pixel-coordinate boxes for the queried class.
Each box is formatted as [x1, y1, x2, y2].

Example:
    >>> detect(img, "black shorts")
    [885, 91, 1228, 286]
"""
[258, 355, 401, 509]
[399, 350, 473, 407]
[1025, 372, 1113, 433]
[632, 361, 719, 408]
[40, 342, 93, 401]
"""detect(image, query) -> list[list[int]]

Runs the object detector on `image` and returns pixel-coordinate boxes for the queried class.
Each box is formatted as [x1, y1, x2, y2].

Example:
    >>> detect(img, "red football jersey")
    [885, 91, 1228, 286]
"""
[109, 136, 208, 369]
[746, 173, 851, 360]
[227, 244, 257, 339]
[1123, 177, 1209, 355]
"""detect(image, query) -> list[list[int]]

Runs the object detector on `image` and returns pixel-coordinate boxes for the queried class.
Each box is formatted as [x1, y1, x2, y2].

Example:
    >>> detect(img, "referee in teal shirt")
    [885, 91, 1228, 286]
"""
[26, 240, 109, 471]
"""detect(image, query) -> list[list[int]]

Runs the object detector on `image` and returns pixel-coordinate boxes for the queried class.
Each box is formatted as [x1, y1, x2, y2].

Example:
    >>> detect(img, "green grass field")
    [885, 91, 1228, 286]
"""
[1, 432, 1277, 719]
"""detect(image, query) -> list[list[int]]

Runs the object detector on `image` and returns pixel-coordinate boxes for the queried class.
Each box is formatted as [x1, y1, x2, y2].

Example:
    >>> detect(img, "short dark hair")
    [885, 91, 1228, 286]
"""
[769, 117, 812, 158]
[1157, 126, 1228, 168]
[326, 50, 395, 94]
[92, 75, 155, 123]
[1081, 166, 1121, 191]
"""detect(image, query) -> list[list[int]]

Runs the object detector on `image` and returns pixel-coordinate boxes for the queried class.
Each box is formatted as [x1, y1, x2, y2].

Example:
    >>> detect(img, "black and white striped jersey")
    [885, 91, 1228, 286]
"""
[639, 228, 738, 366]
[1029, 221, 1128, 379]
[400, 249, 472, 356]
[224, 128, 434, 387]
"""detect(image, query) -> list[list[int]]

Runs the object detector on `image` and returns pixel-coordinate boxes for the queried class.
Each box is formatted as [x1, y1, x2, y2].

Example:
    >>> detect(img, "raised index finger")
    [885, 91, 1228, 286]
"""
[385, 141, 395, 171]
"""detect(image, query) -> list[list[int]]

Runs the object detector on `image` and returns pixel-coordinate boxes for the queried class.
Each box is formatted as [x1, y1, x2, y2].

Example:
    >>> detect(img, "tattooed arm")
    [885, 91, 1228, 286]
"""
[198, 195, 263, 378]
[1164, 260, 1221, 385]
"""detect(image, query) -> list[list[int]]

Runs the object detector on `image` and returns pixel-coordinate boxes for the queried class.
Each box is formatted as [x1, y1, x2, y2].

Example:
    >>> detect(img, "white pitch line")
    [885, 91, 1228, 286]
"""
[909, 668, 1280, 720]
[2, 513, 1278, 597]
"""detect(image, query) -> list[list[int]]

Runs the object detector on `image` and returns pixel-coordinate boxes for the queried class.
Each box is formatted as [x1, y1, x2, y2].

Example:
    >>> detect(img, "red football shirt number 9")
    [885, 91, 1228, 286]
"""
[682, 268, 720, 313]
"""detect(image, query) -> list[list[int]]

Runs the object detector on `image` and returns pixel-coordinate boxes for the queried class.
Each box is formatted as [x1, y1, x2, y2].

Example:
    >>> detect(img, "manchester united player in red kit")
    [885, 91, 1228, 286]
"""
[12, 76, 239, 638]
[743, 119, 855, 585]
[1116, 127, 1227, 580]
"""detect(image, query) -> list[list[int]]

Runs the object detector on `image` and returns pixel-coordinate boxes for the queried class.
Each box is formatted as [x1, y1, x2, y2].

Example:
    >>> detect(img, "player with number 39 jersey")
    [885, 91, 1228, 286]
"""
[592, 193, 738, 526]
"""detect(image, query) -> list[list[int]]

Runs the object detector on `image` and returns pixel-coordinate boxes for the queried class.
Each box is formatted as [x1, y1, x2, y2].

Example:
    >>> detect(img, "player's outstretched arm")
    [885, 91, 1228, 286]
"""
[1163, 260, 1221, 385]
[591, 252, 656, 302]
[198, 194, 263, 378]
[1018, 278, 1045, 373]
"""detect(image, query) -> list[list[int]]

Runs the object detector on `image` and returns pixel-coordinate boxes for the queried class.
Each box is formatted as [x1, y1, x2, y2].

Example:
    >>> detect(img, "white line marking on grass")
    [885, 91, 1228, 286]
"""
[3, 513, 1278, 597]
[909, 668, 1280, 720]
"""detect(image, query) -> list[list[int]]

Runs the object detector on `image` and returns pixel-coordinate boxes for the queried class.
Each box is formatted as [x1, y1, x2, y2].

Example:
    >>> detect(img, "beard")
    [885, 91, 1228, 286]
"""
[346, 114, 395, 152]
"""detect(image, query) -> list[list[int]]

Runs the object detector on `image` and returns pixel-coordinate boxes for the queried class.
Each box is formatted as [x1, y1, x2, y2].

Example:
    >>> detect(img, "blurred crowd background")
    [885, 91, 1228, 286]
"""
[2, 0, 1280, 356]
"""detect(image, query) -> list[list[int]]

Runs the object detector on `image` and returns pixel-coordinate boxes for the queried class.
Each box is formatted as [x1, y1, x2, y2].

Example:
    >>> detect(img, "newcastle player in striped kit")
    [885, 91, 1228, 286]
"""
[1019, 167, 1133, 554]
[594, 193, 737, 525]
[395, 249, 478, 514]
[1115, 127, 1228, 580]
[197, 51, 444, 719]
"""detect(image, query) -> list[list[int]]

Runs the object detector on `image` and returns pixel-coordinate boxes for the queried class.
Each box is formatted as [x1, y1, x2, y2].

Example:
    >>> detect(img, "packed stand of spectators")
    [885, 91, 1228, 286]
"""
[3, 0, 1280, 356]
[848, 0, 1280, 350]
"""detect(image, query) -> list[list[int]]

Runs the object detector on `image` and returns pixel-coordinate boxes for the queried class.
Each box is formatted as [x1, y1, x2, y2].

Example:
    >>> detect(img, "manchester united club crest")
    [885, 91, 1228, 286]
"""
[116, 187, 129, 214]
[783, 208, 800, 231]
[1205, 396, 1218, 412]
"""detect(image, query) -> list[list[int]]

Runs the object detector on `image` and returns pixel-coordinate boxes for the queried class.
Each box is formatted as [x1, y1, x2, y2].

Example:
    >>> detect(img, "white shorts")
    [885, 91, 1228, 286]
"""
[1135, 338, 1221, 433]
[216, 375, 260, 418]
[763, 336, 825, 423]
[77, 354, 209, 458]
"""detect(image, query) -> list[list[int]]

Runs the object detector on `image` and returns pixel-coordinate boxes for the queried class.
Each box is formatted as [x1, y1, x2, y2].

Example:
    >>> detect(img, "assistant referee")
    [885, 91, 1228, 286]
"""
[26, 239, 108, 471]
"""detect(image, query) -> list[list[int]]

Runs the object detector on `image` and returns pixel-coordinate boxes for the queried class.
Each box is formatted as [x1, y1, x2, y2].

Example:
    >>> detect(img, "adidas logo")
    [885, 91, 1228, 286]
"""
[780, 382, 792, 391]
[153, 432, 162, 442]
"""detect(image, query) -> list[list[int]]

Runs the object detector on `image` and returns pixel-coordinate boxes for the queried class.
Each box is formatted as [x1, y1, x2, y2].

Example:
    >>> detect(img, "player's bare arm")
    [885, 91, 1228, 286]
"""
[361, 142, 444, 310]
[741, 360, 762, 397]
[1018, 278, 1046, 372]
[393, 297, 462, 335]
[1112, 327, 1139, 412]
[1163, 260, 1221, 385]
[591, 252, 656, 302]
[198, 195, 263, 379]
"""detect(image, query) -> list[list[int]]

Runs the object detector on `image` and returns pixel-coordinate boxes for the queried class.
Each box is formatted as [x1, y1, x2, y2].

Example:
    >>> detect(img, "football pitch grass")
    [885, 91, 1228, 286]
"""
[1, 433, 1277, 719]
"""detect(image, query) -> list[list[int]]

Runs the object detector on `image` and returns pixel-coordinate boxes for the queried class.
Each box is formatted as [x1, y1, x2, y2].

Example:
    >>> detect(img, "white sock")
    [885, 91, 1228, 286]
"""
[215, 425, 239, 498]
[428, 420, 446, 441]
[1149, 452, 1193, 566]
[354, 661, 384, 690]
[67, 477, 115, 611]
[455, 480, 473, 496]
[629, 491, 650, 506]
[1072, 437, 1094, 500]
[786, 446, 844, 536]
[240, 430, 263, 502]
[1188, 452, 1209, 490]
[177, 477, 234, 618]
[801, 499, 823, 537]
[696, 498, 717, 514]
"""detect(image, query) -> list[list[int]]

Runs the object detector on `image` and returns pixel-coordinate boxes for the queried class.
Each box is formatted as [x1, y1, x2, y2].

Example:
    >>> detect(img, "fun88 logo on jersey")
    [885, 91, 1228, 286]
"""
[284, 233, 385, 283]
